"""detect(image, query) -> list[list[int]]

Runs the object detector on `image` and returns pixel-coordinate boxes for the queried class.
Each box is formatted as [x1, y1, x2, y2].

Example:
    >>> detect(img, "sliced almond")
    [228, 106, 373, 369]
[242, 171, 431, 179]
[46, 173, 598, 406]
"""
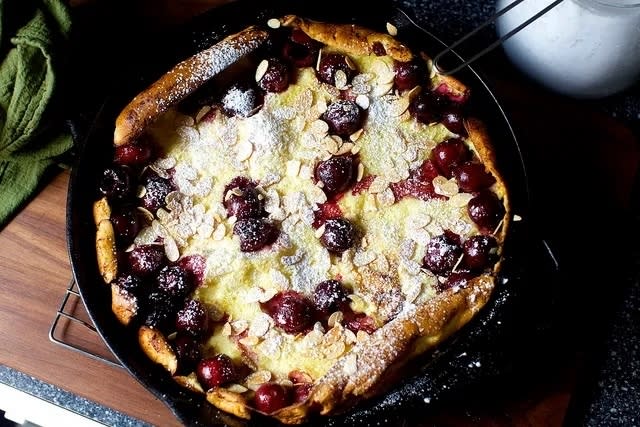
[212, 223, 226, 241]
[350, 129, 364, 142]
[239, 335, 259, 347]
[433, 176, 459, 197]
[255, 59, 269, 82]
[376, 188, 395, 207]
[286, 159, 301, 177]
[310, 119, 329, 135]
[324, 341, 346, 359]
[227, 383, 249, 394]
[335, 70, 348, 90]
[327, 311, 344, 328]
[315, 223, 326, 238]
[368, 176, 388, 194]
[386, 22, 398, 36]
[195, 105, 212, 123]
[315, 97, 328, 114]
[389, 97, 410, 117]
[249, 313, 271, 338]
[355, 94, 370, 109]
[267, 18, 281, 29]
[221, 322, 232, 336]
[345, 56, 357, 70]
[236, 140, 254, 161]
[343, 353, 358, 375]
[316, 49, 323, 71]
[353, 251, 376, 267]
[356, 163, 365, 181]
[246, 370, 272, 390]
[231, 319, 249, 335]
[164, 236, 180, 262]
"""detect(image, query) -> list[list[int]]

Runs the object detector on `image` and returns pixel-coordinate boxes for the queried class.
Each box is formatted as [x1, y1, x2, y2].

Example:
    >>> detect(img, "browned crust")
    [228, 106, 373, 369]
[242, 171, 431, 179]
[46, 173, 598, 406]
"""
[174, 373, 205, 394]
[282, 15, 412, 62]
[465, 117, 510, 242]
[138, 326, 178, 375]
[113, 26, 269, 147]
[95, 218, 117, 284]
[206, 388, 251, 420]
[111, 284, 137, 325]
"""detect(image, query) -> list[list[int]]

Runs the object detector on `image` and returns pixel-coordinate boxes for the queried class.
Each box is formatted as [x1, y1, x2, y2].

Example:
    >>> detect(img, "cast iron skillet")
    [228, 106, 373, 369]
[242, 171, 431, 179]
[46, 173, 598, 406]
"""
[67, 0, 554, 425]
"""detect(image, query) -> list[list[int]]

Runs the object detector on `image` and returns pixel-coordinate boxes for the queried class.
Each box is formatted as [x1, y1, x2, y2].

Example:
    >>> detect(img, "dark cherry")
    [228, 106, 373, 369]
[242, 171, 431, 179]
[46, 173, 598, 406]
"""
[283, 29, 320, 67]
[173, 334, 201, 374]
[156, 265, 194, 299]
[233, 218, 279, 252]
[393, 60, 424, 91]
[317, 53, 356, 86]
[143, 291, 180, 329]
[409, 92, 443, 125]
[440, 271, 475, 292]
[315, 156, 355, 195]
[254, 382, 292, 414]
[463, 235, 498, 270]
[99, 166, 131, 200]
[110, 208, 140, 246]
[313, 280, 349, 314]
[114, 139, 153, 166]
[128, 244, 165, 277]
[320, 218, 356, 253]
[343, 310, 377, 334]
[454, 161, 496, 193]
[372, 42, 387, 56]
[177, 255, 207, 286]
[467, 192, 504, 230]
[224, 185, 263, 219]
[196, 354, 237, 390]
[441, 110, 467, 135]
[322, 100, 364, 137]
[261, 291, 314, 334]
[114, 272, 143, 293]
[176, 299, 209, 338]
[422, 234, 463, 275]
[430, 139, 470, 178]
[293, 383, 313, 403]
[141, 172, 174, 213]
[221, 83, 263, 118]
[258, 58, 290, 93]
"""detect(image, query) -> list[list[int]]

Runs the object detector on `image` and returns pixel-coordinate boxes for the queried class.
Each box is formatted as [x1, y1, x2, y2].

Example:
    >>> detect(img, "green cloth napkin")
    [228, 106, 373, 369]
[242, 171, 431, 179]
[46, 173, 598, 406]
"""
[0, 0, 72, 227]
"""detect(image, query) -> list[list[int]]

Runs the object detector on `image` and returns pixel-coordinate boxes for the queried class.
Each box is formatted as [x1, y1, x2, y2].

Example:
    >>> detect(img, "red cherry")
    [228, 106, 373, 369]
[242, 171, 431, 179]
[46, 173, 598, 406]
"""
[320, 218, 356, 253]
[233, 218, 279, 252]
[315, 156, 355, 196]
[261, 291, 314, 334]
[322, 100, 364, 137]
[114, 139, 153, 166]
[176, 299, 209, 338]
[128, 244, 165, 277]
[254, 382, 292, 413]
[258, 58, 290, 93]
[393, 60, 424, 91]
[196, 354, 237, 390]
[343, 310, 377, 334]
[430, 139, 470, 178]
[463, 235, 498, 270]
[422, 234, 462, 275]
[440, 271, 475, 292]
[293, 383, 312, 403]
[454, 161, 496, 192]
[313, 280, 349, 315]
[316, 53, 356, 86]
[467, 192, 505, 230]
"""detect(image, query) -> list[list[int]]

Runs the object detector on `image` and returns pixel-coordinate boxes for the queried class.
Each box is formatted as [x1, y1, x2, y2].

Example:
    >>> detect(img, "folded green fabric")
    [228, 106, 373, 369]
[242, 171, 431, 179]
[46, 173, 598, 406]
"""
[0, 0, 72, 227]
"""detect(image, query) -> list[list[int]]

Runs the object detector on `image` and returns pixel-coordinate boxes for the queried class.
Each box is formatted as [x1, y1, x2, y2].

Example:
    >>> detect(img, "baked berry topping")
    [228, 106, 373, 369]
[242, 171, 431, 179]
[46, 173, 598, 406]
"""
[141, 172, 174, 213]
[430, 139, 470, 178]
[110, 208, 140, 246]
[454, 161, 496, 193]
[254, 382, 292, 414]
[441, 110, 467, 135]
[99, 166, 132, 200]
[176, 299, 209, 338]
[156, 265, 194, 299]
[434, 82, 470, 105]
[343, 310, 377, 334]
[143, 291, 180, 329]
[317, 53, 356, 86]
[422, 234, 463, 275]
[315, 156, 355, 196]
[173, 334, 201, 374]
[221, 83, 263, 118]
[467, 191, 504, 230]
[258, 58, 290, 93]
[313, 280, 349, 315]
[196, 354, 237, 390]
[440, 271, 475, 292]
[283, 29, 320, 67]
[293, 383, 313, 403]
[463, 235, 498, 270]
[393, 60, 425, 91]
[320, 218, 356, 253]
[114, 139, 153, 166]
[372, 42, 387, 56]
[409, 92, 442, 125]
[128, 244, 165, 277]
[177, 255, 207, 286]
[114, 272, 143, 293]
[223, 182, 264, 219]
[233, 218, 279, 252]
[322, 100, 364, 137]
[313, 201, 343, 228]
[390, 160, 443, 202]
[261, 291, 314, 334]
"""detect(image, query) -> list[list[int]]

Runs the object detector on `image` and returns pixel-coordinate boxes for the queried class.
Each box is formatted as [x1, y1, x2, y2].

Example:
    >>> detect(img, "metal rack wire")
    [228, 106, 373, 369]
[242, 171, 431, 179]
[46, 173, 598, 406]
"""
[49, 278, 122, 369]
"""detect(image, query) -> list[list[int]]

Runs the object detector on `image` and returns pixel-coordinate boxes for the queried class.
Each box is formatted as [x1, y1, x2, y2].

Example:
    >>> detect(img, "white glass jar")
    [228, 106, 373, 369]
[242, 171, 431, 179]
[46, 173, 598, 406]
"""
[495, 0, 640, 98]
